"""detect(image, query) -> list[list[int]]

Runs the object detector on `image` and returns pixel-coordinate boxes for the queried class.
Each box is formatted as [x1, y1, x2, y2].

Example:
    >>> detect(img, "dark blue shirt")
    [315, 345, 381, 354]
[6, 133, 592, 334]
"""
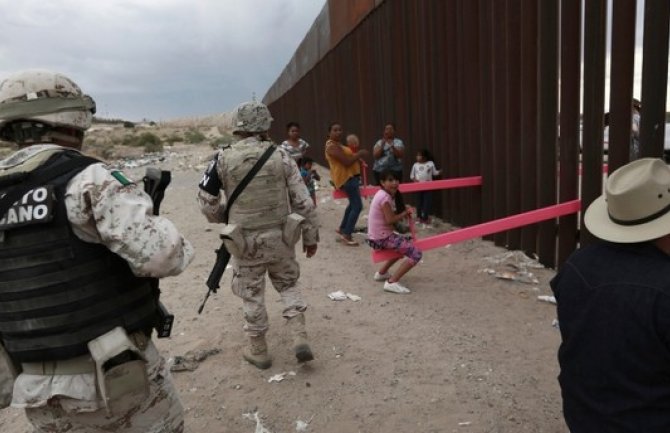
[551, 241, 670, 433]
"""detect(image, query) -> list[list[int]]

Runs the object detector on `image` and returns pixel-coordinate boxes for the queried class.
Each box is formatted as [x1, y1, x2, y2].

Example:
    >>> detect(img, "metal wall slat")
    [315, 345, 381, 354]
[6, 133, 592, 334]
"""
[506, 0, 522, 251]
[479, 0, 495, 236]
[520, 0, 539, 256]
[580, 0, 607, 246]
[445, 0, 460, 223]
[608, 0, 637, 172]
[557, 0, 582, 266]
[454, 0, 467, 226]
[463, 0, 482, 227]
[537, 0, 560, 266]
[639, 0, 670, 157]
[492, 1, 509, 245]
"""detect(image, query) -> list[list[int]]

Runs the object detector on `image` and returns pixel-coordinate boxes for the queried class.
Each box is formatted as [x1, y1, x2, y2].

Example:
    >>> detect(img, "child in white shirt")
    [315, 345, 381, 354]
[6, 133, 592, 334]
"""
[409, 149, 441, 224]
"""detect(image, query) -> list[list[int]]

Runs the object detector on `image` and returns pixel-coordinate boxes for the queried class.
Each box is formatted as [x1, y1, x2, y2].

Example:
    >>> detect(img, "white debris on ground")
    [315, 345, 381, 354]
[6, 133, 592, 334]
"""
[327, 291, 362, 301]
[480, 250, 544, 285]
[108, 152, 175, 170]
[537, 295, 557, 304]
[243, 411, 274, 433]
[267, 371, 296, 383]
[107, 148, 212, 172]
[295, 415, 314, 432]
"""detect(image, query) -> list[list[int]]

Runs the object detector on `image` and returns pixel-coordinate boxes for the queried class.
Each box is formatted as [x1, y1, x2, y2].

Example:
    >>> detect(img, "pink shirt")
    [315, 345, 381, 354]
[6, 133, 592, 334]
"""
[368, 189, 395, 240]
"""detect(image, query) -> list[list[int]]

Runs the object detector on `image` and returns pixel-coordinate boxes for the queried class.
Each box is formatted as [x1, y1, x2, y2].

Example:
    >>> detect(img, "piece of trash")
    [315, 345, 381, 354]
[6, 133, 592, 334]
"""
[458, 421, 472, 426]
[268, 373, 286, 383]
[268, 371, 297, 383]
[537, 295, 557, 304]
[328, 291, 362, 302]
[328, 291, 347, 301]
[243, 411, 274, 433]
[516, 271, 539, 284]
[494, 271, 516, 281]
[484, 250, 544, 269]
[296, 414, 315, 431]
[170, 348, 221, 372]
[493, 271, 539, 285]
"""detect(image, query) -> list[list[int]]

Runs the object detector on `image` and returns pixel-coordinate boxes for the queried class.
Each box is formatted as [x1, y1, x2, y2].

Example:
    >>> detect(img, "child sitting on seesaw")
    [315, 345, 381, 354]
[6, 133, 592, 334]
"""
[366, 169, 422, 294]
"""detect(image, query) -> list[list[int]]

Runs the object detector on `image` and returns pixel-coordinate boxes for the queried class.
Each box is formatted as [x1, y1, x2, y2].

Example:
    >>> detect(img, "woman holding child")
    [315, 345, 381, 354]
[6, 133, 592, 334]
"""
[324, 123, 368, 246]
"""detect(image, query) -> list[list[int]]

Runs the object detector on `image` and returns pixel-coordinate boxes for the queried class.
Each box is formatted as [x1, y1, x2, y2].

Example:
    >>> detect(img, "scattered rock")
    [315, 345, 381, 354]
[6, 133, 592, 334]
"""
[170, 348, 221, 372]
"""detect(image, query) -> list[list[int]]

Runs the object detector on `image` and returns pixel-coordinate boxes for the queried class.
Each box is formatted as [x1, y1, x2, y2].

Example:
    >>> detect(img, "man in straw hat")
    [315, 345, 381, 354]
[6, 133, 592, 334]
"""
[551, 158, 670, 432]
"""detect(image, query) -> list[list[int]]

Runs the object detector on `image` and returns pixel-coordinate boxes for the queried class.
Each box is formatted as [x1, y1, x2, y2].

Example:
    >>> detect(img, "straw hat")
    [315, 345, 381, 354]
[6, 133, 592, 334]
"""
[585, 158, 670, 243]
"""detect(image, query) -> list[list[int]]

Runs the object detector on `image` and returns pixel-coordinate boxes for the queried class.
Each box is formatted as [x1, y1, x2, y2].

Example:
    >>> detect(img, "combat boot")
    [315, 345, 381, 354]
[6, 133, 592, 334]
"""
[287, 313, 314, 362]
[243, 335, 272, 369]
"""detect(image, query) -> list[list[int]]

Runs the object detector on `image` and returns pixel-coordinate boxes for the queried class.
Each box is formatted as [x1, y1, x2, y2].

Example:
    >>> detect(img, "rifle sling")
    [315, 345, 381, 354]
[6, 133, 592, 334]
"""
[198, 144, 276, 314]
[222, 144, 276, 224]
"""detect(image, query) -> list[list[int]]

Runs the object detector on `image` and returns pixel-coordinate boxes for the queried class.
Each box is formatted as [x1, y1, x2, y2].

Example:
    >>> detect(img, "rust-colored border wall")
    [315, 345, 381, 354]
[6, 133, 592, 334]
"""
[264, 0, 670, 268]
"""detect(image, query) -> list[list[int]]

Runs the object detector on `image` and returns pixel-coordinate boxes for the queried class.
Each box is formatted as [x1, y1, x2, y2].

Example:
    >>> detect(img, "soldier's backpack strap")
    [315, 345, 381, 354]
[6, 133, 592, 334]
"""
[222, 144, 276, 223]
[198, 143, 277, 314]
[0, 154, 99, 222]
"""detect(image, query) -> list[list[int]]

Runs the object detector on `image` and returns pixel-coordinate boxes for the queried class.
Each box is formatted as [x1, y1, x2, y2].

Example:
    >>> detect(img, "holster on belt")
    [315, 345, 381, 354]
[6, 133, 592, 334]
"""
[0, 342, 18, 409]
[220, 223, 245, 258]
[87, 327, 149, 415]
[282, 213, 305, 246]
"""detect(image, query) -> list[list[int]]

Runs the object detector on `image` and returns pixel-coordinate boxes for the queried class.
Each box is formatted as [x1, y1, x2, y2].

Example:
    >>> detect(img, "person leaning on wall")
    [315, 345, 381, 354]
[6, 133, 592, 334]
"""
[372, 122, 404, 184]
[552, 158, 670, 433]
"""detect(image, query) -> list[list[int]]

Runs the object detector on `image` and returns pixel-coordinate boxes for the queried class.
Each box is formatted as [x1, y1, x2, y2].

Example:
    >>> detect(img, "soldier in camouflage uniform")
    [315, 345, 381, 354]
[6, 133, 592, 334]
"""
[0, 70, 193, 432]
[197, 101, 319, 369]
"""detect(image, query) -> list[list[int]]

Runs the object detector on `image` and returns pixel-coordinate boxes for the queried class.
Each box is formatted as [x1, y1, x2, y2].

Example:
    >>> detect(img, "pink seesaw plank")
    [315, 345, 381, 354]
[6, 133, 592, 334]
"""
[372, 199, 581, 262]
[332, 176, 483, 199]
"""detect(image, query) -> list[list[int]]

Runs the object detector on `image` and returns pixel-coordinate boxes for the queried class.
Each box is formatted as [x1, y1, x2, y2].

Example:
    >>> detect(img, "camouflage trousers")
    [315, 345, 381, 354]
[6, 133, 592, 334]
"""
[24, 341, 184, 433]
[231, 228, 307, 337]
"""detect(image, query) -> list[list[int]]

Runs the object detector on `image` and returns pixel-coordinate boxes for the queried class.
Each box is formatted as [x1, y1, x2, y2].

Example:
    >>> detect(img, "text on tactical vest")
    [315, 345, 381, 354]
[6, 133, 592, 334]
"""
[0, 186, 54, 229]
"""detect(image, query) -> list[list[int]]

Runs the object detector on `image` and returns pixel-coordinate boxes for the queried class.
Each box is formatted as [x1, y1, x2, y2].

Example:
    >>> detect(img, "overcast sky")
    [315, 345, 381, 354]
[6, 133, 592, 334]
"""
[0, 1, 666, 122]
[0, 0, 326, 121]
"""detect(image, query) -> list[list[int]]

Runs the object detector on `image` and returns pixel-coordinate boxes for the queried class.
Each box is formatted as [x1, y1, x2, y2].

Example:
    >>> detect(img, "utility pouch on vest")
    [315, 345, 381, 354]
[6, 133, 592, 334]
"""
[220, 224, 245, 258]
[87, 327, 148, 415]
[0, 342, 18, 409]
[282, 213, 305, 246]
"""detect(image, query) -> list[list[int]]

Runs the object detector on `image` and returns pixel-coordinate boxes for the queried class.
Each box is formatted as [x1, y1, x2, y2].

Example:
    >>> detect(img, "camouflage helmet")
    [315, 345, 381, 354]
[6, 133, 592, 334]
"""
[232, 101, 273, 134]
[0, 70, 96, 133]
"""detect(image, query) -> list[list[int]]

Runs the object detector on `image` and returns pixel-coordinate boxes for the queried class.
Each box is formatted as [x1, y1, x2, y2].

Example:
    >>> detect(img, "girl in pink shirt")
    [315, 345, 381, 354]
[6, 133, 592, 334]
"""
[367, 170, 422, 294]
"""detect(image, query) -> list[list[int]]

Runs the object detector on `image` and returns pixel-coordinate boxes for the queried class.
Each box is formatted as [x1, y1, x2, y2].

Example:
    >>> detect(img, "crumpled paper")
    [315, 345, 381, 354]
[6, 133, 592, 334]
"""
[537, 295, 556, 304]
[328, 291, 361, 301]
[243, 411, 274, 433]
[480, 250, 543, 285]
[268, 371, 296, 383]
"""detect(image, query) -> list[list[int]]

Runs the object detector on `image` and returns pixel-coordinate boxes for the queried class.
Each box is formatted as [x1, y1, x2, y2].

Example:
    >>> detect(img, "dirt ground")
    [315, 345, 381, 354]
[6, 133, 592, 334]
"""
[0, 143, 568, 433]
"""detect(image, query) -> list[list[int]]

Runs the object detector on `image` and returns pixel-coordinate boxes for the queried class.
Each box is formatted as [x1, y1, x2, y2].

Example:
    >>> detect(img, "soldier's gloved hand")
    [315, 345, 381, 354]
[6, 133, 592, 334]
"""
[198, 155, 222, 195]
[303, 243, 317, 258]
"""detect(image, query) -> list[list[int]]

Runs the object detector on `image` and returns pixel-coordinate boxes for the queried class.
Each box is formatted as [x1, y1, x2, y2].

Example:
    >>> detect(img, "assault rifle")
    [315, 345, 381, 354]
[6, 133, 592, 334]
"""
[197, 143, 277, 314]
[143, 167, 175, 338]
[197, 243, 230, 314]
